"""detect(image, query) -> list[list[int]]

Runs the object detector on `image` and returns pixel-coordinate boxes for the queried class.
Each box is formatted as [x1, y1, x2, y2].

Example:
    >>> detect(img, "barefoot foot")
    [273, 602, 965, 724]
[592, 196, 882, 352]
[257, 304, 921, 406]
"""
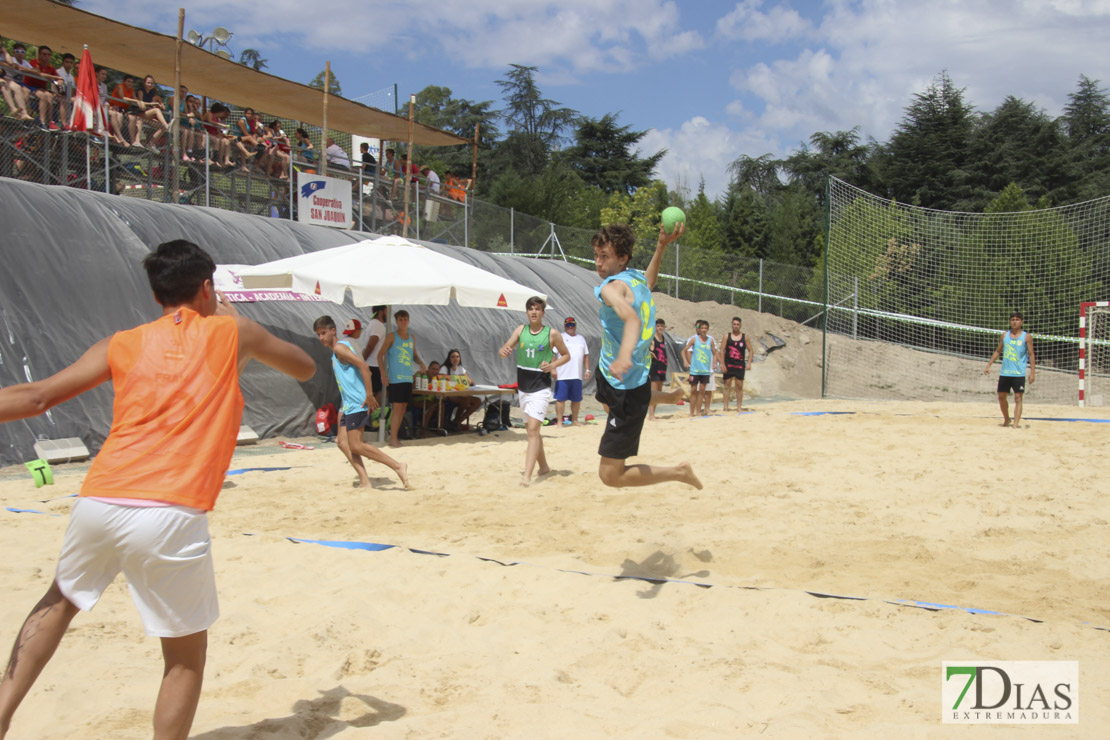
[397, 462, 411, 489]
[676, 461, 703, 490]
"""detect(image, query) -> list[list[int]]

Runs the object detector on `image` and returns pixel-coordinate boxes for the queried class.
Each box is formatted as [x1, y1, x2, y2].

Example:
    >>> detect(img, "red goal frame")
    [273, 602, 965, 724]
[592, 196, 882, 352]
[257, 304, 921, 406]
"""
[1079, 301, 1110, 407]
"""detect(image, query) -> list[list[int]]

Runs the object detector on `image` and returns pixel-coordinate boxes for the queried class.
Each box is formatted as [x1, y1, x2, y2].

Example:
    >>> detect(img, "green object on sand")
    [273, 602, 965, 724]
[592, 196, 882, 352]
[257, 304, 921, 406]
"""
[661, 206, 686, 234]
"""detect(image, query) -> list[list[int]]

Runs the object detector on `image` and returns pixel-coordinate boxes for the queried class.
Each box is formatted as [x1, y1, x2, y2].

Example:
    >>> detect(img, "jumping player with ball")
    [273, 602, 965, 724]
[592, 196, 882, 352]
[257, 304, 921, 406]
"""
[590, 212, 702, 489]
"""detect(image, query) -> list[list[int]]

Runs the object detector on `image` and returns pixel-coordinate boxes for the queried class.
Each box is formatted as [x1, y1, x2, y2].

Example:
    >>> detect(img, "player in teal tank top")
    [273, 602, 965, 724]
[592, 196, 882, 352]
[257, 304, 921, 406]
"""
[378, 310, 427, 448]
[499, 296, 571, 486]
[591, 223, 701, 490]
[313, 315, 411, 490]
[984, 310, 1037, 428]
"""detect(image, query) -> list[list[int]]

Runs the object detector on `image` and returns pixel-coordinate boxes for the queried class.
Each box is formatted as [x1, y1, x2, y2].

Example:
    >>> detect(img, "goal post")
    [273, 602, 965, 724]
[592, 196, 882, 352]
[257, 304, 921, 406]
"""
[1080, 301, 1110, 407]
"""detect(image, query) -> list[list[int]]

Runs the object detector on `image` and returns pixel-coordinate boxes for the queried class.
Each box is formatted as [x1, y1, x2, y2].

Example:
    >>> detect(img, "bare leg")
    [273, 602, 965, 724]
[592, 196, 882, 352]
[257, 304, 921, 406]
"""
[555, 400, 565, 423]
[0, 581, 81, 738]
[648, 379, 662, 419]
[689, 388, 701, 417]
[598, 456, 702, 490]
[736, 379, 745, 411]
[702, 387, 713, 415]
[1013, 392, 1024, 429]
[570, 400, 582, 425]
[342, 427, 371, 487]
[997, 392, 1011, 427]
[153, 631, 206, 740]
[350, 433, 409, 489]
[521, 416, 549, 486]
[388, 402, 407, 447]
[721, 377, 732, 412]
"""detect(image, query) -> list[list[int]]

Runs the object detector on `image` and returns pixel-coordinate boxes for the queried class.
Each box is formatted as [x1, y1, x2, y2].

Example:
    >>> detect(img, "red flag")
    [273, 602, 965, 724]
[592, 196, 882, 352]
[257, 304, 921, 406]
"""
[68, 46, 104, 134]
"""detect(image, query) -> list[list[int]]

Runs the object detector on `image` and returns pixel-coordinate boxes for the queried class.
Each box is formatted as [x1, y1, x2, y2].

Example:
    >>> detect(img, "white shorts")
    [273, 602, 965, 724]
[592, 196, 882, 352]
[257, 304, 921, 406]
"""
[707, 372, 717, 391]
[517, 388, 553, 422]
[55, 498, 219, 638]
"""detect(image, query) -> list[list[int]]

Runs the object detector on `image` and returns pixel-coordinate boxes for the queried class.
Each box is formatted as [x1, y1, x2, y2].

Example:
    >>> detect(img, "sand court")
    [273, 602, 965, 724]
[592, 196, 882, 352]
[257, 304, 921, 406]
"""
[2, 398, 1108, 737]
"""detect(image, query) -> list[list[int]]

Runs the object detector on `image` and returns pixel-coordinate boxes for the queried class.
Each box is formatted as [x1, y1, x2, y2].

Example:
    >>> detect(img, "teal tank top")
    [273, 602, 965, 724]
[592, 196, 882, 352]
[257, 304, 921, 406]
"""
[594, 268, 653, 390]
[1000, 331, 1028, 377]
[690, 336, 713, 374]
[331, 339, 367, 414]
[387, 331, 415, 383]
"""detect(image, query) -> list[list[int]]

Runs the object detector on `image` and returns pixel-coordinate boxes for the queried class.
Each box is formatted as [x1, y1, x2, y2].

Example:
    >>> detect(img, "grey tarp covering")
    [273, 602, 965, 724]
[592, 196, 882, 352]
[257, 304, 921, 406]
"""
[0, 177, 618, 466]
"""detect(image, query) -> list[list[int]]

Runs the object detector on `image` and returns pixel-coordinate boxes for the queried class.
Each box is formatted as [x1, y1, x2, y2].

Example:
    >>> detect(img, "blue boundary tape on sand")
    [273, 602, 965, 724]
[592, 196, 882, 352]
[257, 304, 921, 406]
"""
[6, 507, 60, 516]
[1025, 417, 1110, 424]
[259, 535, 1107, 631]
[792, 411, 857, 416]
[226, 466, 294, 476]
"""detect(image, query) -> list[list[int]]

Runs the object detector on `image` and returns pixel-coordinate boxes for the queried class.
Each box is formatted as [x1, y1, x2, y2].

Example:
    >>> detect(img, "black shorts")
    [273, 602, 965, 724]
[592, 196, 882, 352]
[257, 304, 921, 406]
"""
[387, 382, 413, 404]
[342, 410, 368, 430]
[723, 367, 746, 381]
[998, 376, 1025, 394]
[595, 373, 651, 460]
[689, 374, 709, 387]
[369, 365, 383, 394]
[649, 365, 667, 382]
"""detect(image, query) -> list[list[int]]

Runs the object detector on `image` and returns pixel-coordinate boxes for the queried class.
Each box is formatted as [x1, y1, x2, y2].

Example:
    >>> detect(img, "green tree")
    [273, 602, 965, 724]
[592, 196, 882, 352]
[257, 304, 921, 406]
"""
[239, 48, 268, 71]
[495, 65, 578, 176]
[727, 153, 782, 200]
[782, 127, 878, 207]
[309, 69, 342, 97]
[412, 84, 500, 189]
[562, 113, 664, 194]
[964, 96, 1068, 209]
[765, 186, 821, 266]
[722, 184, 769, 258]
[884, 71, 976, 210]
[681, 179, 724, 252]
[1060, 76, 1110, 202]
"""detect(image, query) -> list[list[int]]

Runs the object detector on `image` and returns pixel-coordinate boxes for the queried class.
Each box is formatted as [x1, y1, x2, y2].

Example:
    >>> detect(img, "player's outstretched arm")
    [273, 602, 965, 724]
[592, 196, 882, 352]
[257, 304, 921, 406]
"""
[236, 316, 315, 381]
[646, 222, 684, 290]
[0, 338, 112, 422]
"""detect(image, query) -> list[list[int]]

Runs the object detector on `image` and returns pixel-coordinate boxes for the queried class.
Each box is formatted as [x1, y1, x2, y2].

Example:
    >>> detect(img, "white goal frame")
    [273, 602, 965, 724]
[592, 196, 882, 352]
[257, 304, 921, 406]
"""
[1079, 301, 1110, 407]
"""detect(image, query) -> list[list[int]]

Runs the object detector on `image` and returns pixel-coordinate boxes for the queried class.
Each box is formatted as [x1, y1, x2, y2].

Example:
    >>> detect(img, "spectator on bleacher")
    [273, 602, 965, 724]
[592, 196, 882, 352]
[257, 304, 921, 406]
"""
[94, 66, 128, 145]
[181, 94, 207, 162]
[382, 147, 398, 178]
[294, 127, 315, 164]
[264, 120, 291, 180]
[126, 75, 169, 149]
[26, 45, 62, 130]
[231, 107, 261, 170]
[56, 52, 75, 125]
[360, 142, 376, 177]
[109, 74, 135, 139]
[325, 137, 350, 171]
[421, 165, 441, 222]
[0, 45, 35, 121]
[201, 102, 234, 167]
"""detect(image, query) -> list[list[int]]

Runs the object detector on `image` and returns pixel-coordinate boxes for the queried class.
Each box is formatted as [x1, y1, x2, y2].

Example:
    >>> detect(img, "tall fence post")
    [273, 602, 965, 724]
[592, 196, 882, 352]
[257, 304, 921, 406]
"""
[204, 132, 210, 207]
[675, 242, 680, 300]
[103, 134, 110, 194]
[758, 259, 763, 313]
[852, 276, 859, 340]
[464, 194, 469, 248]
[510, 207, 514, 254]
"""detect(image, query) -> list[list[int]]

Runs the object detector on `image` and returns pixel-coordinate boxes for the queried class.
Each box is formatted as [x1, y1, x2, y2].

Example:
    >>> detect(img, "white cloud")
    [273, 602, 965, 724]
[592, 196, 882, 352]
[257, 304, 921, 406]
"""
[638, 116, 778, 200]
[716, 0, 812, 43]
[723, 0, 1110, 162]
[80, 0, 703, 76]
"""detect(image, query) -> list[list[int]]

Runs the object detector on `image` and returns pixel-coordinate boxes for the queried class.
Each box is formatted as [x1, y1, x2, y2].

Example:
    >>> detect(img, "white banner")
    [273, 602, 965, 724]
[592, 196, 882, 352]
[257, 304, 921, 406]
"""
[296, 171, 352, 229]
[214, 265, 329, 303]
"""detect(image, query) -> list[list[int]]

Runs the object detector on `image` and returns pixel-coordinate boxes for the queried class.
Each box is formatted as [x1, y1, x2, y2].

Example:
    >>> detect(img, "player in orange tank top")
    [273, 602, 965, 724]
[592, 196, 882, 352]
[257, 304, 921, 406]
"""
[0, 240, 315, 740]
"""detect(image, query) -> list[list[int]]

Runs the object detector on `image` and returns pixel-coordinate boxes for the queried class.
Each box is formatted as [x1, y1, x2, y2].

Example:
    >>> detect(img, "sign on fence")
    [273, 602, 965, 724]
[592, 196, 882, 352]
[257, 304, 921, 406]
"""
[296, 171, 351, 229]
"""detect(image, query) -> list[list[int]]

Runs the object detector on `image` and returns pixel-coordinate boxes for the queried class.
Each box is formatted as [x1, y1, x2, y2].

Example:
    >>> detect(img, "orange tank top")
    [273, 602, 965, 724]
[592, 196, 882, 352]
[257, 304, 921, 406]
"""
[80, 309, 243, 511]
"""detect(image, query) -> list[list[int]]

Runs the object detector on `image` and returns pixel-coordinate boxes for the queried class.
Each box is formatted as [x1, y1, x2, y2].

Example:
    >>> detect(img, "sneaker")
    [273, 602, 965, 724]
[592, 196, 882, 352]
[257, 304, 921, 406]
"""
[48, 122, 59, 131]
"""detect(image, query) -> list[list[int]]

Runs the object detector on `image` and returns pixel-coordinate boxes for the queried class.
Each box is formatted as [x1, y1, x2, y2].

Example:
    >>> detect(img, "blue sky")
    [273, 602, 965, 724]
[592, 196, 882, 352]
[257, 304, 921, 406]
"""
[79, 0, 1110, 199]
